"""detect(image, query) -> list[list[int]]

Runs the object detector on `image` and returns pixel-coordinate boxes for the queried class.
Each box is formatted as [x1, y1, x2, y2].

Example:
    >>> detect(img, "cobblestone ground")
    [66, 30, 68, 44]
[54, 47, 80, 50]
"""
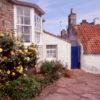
[37, 71, 100, 100]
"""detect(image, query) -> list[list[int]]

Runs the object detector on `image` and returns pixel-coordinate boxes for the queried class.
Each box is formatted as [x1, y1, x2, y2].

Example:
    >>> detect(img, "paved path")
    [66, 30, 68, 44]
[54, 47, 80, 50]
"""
[37, 72, 100, 100]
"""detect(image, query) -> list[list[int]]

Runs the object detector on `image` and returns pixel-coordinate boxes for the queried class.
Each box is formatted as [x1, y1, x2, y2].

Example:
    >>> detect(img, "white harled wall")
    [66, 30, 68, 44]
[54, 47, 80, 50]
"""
[41, 32, 71, 68]
[81, 55, 100, 74]
[81, 46, 100, 74]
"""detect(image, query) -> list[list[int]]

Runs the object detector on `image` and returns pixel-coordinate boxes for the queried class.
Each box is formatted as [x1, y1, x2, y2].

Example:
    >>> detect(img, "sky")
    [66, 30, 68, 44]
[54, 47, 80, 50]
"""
[20, 0, 100, 35]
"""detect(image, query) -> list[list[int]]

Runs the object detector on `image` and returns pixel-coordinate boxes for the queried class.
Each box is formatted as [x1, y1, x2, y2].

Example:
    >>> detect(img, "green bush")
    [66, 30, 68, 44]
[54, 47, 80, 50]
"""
[41, 61, 53, 74]
[53, 61, 65, 73]
[0, 76, 41, 100]
[41, 61, 65, 82]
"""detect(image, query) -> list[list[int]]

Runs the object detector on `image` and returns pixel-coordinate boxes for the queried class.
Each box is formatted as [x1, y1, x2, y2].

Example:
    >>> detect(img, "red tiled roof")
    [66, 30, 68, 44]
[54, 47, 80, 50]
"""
[75, 23, 100, 54]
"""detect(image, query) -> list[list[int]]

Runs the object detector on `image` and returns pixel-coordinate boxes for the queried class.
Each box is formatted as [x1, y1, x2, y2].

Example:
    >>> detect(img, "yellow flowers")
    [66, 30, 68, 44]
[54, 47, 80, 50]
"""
[0, 33, 4, 37]
[10, 51, 15, 55]
[0, 48, 3, 52]
[7, 70, 10, 74]
[24, 49, 28, 53]
[12, 72, 16, 76]
[0, 69, 2, 73]
[16, 65, 23, 74]
[18, 50, 24, 54]
[25, 57, 30, 62]
[3, 56, 7, 60]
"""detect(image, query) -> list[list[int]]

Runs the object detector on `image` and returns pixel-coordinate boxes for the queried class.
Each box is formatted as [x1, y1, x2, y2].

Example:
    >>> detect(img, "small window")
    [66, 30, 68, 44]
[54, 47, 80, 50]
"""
[46, 45, 57, 58]
[35, 32, 40, 43]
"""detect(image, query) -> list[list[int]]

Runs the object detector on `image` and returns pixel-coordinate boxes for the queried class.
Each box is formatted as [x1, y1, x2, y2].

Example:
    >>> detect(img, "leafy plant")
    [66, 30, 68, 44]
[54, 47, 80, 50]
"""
[0, 76, 42, 100]
[41, 61, 65, 82]
[41, 61, 53, 74]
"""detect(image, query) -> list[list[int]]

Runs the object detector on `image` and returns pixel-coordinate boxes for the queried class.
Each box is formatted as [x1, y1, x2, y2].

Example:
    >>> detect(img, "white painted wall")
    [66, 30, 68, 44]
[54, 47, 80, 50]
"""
[81, 45, 100, 74]
[41, 32, 71, 68]
[81, 55, 100, 74]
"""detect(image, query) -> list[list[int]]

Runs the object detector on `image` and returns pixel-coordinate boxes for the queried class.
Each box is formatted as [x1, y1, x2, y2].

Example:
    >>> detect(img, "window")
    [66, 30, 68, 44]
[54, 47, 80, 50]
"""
[35, 32, 40, 43]
[38, 45, 43, 58]
[46, 45, 57, 58]
[16, 6, 31, 42]
[34, 14, 41, 31]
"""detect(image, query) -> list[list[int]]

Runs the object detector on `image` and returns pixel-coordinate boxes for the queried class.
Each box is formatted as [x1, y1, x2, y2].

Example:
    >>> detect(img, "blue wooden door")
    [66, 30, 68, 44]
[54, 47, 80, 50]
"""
[71, 46, 80, 69]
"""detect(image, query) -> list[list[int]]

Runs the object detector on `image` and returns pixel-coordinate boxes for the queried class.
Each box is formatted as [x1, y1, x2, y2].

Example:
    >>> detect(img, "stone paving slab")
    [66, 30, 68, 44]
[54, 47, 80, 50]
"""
[37, 71, 100, 100]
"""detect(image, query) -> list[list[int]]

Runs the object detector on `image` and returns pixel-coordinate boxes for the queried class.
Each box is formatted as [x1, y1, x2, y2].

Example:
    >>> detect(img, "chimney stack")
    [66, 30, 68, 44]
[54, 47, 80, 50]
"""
[82, 20, 87, 23]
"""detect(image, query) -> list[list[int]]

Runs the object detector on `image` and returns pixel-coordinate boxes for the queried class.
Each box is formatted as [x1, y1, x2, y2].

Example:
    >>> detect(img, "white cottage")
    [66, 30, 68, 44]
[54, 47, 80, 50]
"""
[10, 0, 71, 67]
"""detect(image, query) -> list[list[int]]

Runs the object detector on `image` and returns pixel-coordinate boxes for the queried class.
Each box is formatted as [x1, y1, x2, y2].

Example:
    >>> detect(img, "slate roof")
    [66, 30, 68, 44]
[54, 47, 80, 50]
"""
[75, 22, 100, 54]
[9, 0, 45, 15]
[44, 31, 70, 43]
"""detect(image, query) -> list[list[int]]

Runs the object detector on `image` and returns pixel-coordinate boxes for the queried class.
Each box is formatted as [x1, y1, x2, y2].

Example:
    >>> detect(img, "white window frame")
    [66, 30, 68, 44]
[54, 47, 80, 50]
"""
[35, 31, 41, 44]
[46, 45, 57, 58]
[34, 13, 41, 32]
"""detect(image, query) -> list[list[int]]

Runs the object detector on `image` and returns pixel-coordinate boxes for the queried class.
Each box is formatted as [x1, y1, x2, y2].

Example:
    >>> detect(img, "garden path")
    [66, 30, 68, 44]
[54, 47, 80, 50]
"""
[37, 70, 100, 100]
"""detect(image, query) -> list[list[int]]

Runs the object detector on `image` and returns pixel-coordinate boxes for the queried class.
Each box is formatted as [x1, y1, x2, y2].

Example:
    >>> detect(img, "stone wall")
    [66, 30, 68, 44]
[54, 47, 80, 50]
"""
[0, 0, 13, 33]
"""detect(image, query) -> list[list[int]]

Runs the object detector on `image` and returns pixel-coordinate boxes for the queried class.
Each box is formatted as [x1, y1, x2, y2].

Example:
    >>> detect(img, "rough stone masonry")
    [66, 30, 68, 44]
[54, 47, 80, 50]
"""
[0, 0, 13, 33]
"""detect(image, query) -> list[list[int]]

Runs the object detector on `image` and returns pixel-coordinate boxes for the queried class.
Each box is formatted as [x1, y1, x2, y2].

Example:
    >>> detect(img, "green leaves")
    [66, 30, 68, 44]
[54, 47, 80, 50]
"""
[0, 76, 41, 100]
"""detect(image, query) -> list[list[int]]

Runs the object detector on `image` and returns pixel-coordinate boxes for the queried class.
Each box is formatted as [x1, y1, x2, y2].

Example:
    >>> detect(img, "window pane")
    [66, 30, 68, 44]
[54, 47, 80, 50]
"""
[17, 16, 23, 24]
[17, 7, 23, 16]
[35, 15, 37, 22]
[34, 14, 41, 31]
[23, 26, 31, 34]
[46, 45, 57, 49]
[17, 25, 23, 33]
[24, 8, 30, 16]
[35, 32, 40, 43]
[24, 17, 30, 25]
[46, 45, 57, 58]
[23, 34, 30, 42]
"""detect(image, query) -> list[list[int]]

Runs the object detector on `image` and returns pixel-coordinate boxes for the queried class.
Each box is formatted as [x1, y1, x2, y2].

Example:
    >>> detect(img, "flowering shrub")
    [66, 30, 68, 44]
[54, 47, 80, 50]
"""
[0, 33, 37, 83]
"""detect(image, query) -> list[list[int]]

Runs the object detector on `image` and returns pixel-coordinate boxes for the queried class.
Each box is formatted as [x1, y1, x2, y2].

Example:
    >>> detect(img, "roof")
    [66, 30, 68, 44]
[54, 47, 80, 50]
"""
[9, 0, 45, 15]
[75, 23, 100, 54]
[44, 31, 70, 43]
